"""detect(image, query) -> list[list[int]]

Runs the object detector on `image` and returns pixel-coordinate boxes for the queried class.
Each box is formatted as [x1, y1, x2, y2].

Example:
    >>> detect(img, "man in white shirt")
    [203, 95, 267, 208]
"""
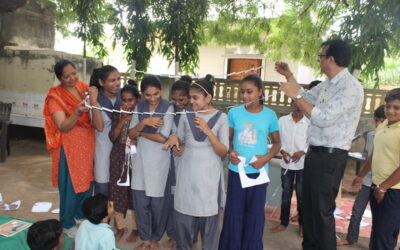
[271, 101, 309, 235]
[276, 39, 364, 250]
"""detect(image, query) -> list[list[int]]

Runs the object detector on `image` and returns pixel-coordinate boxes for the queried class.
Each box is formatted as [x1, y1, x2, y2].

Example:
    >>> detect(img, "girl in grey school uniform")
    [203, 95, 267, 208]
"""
[128, 75, 174, 250]
[164, 75, 229, 250]
[163, 78, 192, 250]
[89, 65, 122, 196]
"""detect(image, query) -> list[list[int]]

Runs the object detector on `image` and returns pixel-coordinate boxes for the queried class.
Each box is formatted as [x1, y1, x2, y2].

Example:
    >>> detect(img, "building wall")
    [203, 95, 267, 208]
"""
[147, 44, 321, 84]
[0, 0, 55, 49]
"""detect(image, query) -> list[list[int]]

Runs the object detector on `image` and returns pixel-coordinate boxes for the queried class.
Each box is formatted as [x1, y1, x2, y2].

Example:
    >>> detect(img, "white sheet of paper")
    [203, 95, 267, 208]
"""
[334, 215, 344, 220]
[0, 192, 3, 204]
[117, 169, 130, 186]
[363, 209, 372, 218]
[334, 208, 344, 215]
[130, 145, 137, 155]
[237, 156, 270, 188]
[31, 202, 52, 213]
[348, 152, 364, 159]
[0, 200, 21, 211]
[248, 156, 258, 164]
[51, 208, 60, 214]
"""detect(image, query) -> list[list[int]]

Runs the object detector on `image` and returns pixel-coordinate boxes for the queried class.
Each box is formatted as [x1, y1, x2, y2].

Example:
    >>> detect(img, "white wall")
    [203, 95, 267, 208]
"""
[146, 43, 321, 84]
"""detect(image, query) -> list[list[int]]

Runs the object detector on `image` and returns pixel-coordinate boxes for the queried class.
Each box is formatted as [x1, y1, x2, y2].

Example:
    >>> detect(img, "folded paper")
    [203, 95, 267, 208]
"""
[238, 156, 270, 188]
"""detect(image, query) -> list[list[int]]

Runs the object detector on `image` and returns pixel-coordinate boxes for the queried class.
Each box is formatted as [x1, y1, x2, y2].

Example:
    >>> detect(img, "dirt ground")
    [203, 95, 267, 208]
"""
[0, 126, 372, 250]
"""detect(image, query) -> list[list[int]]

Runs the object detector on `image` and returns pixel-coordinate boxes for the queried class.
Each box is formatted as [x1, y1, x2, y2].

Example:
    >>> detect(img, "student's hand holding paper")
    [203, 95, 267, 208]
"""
[249, 155, 268, 169]
[229, 150, 240, 165]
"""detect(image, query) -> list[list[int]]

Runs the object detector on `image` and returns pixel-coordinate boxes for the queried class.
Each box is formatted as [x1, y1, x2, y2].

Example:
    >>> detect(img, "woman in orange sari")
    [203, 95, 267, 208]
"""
[43, 60, 103, 237]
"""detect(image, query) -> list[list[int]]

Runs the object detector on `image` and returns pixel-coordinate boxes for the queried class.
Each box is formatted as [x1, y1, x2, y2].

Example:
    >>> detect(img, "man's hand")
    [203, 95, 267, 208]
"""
[352, 176, 363, 190]
[281, 150, 291, 164]
[373, 187, 385, 204]
[275, 61, 292, 78]
[291, 151, 305, 163]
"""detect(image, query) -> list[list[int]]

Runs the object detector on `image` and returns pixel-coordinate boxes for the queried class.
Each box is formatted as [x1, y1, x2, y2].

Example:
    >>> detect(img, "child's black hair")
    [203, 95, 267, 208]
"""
[140, 75, 162, 93]
[180, 75, 193, 83]
[190, 74, 215, 97]
[128, 79, 138, 87]
[121, 80, 141, 99]
[374, 105, 386, 119]
[171, 80, 190, 97]
[27, 219, 63, 250]
[242, 74, 264, 104]
[309, 80, 322, 90]
[82, 193, 108, 225]
[385, 88, 400, 103]
[54, 60, 75, 80]
[89, 65, 118, 89]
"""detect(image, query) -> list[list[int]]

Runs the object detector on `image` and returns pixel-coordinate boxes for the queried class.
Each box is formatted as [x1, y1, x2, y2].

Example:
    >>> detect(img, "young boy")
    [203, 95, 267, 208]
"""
[337, 105, 385, 246]
[75, 194, 116, 250]
[356, 88, 400, 249]
[271, 101, 309, 235]
[27, 219, 64, 250]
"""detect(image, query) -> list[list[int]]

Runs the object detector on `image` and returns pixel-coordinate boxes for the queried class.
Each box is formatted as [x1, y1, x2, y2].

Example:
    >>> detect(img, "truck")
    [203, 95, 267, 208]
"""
[0, 47, 101, 128]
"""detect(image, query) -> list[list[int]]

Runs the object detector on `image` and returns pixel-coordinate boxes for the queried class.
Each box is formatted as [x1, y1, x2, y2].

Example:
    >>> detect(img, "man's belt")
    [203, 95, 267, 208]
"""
[309, 145, 348, 154]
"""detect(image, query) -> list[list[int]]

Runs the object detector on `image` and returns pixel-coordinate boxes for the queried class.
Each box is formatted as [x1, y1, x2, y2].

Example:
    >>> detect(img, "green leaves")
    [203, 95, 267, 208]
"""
[113, 0, 156, 75]
[44, 0, 399, 87]
[153, 0, 209, 74]
[46, 0, 111, 59]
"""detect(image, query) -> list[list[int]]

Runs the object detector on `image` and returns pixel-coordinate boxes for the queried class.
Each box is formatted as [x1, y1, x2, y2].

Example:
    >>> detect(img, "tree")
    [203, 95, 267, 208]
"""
[113, 0, 155, 79]
[338, 0, 400, 87]
[206, 0, 400, 87]
[153, 0, 209, 74]
[67, 0, 111, 59]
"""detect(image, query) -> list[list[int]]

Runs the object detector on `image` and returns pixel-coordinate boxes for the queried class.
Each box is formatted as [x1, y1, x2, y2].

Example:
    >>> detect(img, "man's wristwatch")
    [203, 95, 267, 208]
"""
[294, 94, 303, 100]
[376, 184, 386, 193]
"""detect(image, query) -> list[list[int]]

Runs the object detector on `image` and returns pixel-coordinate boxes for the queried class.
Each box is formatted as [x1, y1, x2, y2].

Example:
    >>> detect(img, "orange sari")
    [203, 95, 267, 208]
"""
[43, 81, 95, 193]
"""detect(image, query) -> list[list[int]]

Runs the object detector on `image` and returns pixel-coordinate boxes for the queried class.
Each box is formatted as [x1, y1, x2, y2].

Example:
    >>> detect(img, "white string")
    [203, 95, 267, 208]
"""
[85, 82, 283, 115]
[133, 65, 266, 79]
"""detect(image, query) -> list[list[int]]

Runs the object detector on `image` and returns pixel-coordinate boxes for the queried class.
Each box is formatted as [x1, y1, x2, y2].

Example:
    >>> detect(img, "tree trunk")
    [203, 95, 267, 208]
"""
[130, 60, 136, 80]
[352, 63, 361, 79]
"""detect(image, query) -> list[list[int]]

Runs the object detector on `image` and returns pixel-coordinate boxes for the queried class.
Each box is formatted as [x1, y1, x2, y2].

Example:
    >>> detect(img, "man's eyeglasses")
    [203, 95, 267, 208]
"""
[318, 54, 328, 60]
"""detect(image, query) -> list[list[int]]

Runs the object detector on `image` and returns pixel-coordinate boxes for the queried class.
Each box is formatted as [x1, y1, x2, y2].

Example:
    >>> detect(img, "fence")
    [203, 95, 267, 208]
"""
[120, 74, 388, 115]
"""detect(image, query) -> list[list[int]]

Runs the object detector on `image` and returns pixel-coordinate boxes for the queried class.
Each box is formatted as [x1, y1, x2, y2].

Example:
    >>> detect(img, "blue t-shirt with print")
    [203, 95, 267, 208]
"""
[228, 105, 279, 174]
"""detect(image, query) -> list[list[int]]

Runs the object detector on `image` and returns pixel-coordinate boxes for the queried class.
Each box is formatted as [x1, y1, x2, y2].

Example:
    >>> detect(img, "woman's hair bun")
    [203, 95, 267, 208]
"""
[204, 74, 215, 86]
[128, 79, 138, 87]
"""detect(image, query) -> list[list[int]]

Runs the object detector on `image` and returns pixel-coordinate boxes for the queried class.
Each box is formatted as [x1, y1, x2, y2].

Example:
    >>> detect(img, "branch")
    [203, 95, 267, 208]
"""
[299, 0, 317, 17]
[317, 1, 339, 37]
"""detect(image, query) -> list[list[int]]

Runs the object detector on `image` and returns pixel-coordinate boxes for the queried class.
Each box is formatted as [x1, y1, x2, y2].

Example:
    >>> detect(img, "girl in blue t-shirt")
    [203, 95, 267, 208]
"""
[219, 74, 281, 250]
